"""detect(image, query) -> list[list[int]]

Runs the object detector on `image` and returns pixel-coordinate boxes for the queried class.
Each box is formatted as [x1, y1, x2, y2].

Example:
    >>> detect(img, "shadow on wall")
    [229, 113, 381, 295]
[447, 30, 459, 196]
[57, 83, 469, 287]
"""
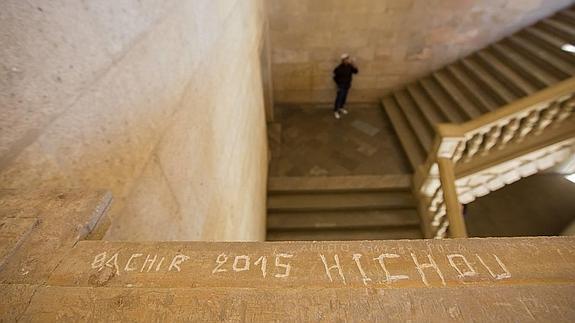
[465, 174, 575, 237]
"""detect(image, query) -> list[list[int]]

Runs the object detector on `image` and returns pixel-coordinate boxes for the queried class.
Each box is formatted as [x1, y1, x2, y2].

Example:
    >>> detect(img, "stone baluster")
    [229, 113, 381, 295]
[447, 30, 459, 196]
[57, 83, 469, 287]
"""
[452, 141, 467, 163]
[429, 187, 443, 212]
[480, 126, 502, 156]
[516, 110, 540, 143]
[555, 98, 574, 125]
[464, 133, 484, 162]
[437, 157, 467, 238]
[432, 204, 446, 227]
[535, 102, 560, 135]
[434, 219, 449, 239]
[498, 118, 521, 150]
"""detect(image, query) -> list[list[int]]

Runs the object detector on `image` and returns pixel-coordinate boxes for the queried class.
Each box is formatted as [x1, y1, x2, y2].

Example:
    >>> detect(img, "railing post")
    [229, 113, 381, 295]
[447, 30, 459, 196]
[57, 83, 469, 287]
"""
[437, 157, 468, 238]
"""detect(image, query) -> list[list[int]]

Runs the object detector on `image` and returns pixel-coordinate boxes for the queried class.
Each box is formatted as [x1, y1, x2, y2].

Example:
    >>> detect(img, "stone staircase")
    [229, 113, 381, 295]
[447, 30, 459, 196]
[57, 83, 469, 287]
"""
[383, 6, 575, 170]
[266, 6, 575, 242]
[266, 175, 422, 241]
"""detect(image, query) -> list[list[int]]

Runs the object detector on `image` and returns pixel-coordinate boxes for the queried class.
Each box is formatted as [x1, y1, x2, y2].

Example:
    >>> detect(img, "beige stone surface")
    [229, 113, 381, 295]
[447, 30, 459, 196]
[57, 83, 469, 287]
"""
[268, 0, 575, 103]
[0, 190, 112, 284]
[269, 104, 411, 176]
[0, 1, 270, 241]
[1, 194, 574, 322]
[0, 217, 37, 267]
[3, 233, 575, 321]
[49, 237, 575, 289]
[14, 285, 575, 322]
[0, 284, 38, 321]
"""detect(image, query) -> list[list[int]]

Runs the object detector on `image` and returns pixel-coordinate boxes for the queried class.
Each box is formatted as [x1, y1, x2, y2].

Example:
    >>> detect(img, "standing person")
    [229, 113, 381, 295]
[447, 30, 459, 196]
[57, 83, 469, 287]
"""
[332, 53, 359, 119]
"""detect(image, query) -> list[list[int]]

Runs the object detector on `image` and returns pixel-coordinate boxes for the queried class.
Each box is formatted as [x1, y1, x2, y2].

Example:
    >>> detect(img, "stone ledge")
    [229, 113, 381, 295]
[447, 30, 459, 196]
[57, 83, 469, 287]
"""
[268, 174, 412, 192]
[45, 237, 575, 289]
[6, 284, 575, 321]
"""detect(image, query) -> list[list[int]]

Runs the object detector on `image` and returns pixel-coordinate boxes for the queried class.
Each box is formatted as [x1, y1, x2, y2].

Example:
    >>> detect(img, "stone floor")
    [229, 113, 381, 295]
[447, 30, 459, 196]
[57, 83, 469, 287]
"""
[269, 104, 411, 177]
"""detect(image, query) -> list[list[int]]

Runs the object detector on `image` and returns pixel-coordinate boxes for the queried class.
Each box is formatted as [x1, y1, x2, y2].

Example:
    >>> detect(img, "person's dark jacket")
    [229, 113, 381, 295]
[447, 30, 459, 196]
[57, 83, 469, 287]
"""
[333, 63, 359, 89]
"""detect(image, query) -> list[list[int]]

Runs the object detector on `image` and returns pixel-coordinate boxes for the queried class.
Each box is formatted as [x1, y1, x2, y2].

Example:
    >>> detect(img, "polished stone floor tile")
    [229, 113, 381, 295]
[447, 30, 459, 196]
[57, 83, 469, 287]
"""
[269, 104, 411, 177]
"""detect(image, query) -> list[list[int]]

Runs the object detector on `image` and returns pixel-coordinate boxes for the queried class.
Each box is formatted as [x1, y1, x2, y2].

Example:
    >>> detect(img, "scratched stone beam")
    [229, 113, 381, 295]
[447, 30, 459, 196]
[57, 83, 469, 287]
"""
[2, 192, 575, 321]
[48, 237, 575, 290]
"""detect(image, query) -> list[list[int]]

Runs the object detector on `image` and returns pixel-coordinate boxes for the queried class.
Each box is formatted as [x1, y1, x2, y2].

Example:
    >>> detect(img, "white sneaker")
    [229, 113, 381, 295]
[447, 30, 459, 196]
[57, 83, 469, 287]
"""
[334, 111, 341, 119]
[340, 108, 349, 115]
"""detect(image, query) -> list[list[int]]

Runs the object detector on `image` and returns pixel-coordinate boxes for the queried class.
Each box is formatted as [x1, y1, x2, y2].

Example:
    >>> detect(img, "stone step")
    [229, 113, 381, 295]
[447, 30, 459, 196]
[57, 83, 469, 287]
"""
[507, 35, 574, 78]
[460, 57, 518, 105]
[475, 49, 539, 96]
[406, 83, 447, 125]
[524, 26, 570, 52]
[267, 191, 416, 212]
[267, 209, 420, 230]
[419, 77, 467, 123]
[432, 70, 481, 119]
[556, 10, 575, 25]
[446, 63, 499, 113]
[522, 27, 575, 64]
[539, 18, 575, 42]
[266, 175, 421, 241]
[266, 226, 423, 241]
[393, 90, 434, 152]
[491, 43, 559, 88]
[381, 96, 426, 169]
[268, 175, 411, 194]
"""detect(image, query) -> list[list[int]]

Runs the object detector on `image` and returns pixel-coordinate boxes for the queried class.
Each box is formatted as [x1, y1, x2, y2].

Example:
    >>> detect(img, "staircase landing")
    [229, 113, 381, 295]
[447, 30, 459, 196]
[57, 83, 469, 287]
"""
[269, 104, 411, 177]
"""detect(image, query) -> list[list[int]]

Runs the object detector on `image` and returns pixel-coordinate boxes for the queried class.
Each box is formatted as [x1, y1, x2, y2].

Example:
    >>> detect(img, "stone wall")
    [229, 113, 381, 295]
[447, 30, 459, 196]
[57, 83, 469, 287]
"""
[268, 0, 575, 104]
[0, 0, 269, 241]
[466, 174, 575, 237]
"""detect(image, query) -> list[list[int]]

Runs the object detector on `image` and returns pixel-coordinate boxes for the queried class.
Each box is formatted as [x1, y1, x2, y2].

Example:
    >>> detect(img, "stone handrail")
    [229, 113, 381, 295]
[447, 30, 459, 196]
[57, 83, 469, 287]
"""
[415, 77, 575, 239]
[2, 190, 575, 320]
[436, 78, 575, 141]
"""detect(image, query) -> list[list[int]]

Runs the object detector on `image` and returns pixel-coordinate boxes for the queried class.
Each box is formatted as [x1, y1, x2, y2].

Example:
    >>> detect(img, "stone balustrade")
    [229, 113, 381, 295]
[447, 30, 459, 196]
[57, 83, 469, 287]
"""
[415, 78, 575, 239]
[451, 95, 574, 165]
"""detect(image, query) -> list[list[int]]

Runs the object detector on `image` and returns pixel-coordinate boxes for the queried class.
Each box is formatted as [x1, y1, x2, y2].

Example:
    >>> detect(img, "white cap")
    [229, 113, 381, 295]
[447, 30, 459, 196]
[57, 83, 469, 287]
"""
[341, 53, 350, 60]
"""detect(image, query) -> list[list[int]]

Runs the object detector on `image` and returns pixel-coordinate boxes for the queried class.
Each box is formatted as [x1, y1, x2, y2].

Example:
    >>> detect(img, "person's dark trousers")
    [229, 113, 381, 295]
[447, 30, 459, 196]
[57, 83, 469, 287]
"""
[334, 87, 349, 111]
